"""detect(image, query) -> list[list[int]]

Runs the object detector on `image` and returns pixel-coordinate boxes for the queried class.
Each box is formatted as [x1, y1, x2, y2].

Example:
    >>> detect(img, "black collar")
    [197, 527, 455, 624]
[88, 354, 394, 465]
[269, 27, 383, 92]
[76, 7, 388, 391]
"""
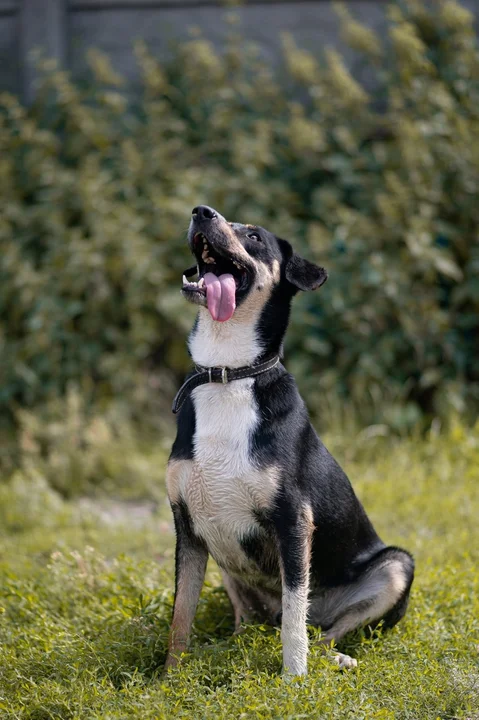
[172, 354, 280, 414]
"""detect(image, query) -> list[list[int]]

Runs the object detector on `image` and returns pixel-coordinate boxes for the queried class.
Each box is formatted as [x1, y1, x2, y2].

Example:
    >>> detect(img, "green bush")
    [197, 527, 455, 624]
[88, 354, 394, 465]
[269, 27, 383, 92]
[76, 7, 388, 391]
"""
[1, 0, 478, 430]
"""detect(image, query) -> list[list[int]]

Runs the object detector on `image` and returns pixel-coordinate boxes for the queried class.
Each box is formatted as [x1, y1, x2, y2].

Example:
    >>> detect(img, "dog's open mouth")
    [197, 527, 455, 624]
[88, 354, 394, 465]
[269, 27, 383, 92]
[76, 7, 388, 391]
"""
[182, 232, 249, 322]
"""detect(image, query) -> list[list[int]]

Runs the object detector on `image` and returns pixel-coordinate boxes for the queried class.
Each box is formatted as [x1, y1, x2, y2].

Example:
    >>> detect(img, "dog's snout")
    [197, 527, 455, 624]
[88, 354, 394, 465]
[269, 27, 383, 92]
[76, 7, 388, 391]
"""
[192, 205, 217, 221]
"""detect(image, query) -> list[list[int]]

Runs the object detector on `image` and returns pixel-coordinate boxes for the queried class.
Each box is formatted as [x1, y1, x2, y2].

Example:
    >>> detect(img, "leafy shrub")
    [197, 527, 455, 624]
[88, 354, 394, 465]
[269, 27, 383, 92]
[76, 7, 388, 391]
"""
[1, 0, 478, 430]
[0, 466, 67, 532]
[14, 387, 169, 499]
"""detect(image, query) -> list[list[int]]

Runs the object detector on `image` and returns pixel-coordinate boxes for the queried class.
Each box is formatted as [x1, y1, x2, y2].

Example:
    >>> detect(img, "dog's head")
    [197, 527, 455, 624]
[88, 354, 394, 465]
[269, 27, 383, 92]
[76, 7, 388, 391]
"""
[182, 205, 327, 323]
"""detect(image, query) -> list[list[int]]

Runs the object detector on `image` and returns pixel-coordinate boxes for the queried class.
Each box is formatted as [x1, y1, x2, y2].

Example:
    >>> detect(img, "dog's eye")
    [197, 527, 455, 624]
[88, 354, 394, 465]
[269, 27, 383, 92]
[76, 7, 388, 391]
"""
[247, 232, 261, 242]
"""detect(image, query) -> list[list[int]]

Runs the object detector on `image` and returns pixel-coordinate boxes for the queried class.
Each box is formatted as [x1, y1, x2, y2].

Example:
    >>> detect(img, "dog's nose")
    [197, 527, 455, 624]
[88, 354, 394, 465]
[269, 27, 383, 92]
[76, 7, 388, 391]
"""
[192, 205, 217, 221]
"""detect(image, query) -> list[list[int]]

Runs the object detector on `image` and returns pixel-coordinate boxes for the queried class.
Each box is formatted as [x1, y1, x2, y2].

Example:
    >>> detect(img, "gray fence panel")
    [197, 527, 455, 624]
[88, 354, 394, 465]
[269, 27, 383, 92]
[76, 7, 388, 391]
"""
[70, 2, 387, 89]
[2, 0, 479, 101]
[0, 0, 19, 95]
[21, 0, 67, 102]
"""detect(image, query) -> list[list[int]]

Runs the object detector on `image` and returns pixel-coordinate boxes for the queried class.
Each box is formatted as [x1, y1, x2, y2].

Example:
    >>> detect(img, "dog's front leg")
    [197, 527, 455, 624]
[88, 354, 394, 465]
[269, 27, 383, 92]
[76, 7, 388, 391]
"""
[164, 501, 208, 672]
[276, 508, 314, 676]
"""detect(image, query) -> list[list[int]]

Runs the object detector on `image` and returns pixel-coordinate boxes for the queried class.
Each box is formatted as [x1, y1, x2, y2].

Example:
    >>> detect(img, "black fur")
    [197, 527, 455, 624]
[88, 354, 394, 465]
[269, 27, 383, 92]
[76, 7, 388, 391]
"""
[171, 500, 207, 594]
[171, 396, 195, 460]
[166, 206, 414, 672]
[286, 252, 328, 292]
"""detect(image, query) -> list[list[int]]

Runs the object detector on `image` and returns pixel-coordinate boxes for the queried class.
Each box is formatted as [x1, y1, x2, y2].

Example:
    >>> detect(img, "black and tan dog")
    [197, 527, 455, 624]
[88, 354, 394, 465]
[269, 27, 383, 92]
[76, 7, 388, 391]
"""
[165, 205, 414, 675]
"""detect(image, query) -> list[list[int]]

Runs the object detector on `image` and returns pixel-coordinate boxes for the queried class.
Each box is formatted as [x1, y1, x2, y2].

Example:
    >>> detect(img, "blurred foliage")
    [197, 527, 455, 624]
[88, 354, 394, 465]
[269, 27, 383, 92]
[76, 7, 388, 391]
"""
[13, 387, 169, 499]
[1, 0, 479, 432]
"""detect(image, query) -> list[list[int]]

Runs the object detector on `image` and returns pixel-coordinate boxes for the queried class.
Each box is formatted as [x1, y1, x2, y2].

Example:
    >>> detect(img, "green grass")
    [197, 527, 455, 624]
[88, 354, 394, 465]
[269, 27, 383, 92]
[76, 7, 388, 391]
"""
[1, 421, 479, 719]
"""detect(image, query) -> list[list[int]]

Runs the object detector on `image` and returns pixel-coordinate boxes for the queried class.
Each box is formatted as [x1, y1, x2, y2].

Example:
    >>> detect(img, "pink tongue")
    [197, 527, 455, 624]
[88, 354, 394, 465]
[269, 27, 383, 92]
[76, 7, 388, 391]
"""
[204, 272, 236, 322]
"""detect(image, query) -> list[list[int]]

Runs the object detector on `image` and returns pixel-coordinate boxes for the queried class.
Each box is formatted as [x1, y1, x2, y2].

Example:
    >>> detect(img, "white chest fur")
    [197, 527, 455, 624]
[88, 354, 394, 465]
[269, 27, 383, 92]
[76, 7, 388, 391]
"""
[166, 382, 277, 579]
[171, 307, 279, 573]
[189, 307, 263, 368]
[188, 380, 278, 569]
[193, 379, 257, 481]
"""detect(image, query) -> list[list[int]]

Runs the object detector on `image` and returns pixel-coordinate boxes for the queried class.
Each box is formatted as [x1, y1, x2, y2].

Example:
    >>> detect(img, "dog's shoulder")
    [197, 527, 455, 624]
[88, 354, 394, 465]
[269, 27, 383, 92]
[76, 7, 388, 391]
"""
[170, 392, 196, 461]
[250, 366, 317, 471]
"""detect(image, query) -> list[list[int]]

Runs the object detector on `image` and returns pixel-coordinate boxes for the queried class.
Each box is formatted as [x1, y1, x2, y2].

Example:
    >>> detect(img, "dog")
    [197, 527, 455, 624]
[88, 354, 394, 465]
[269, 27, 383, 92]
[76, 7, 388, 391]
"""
[164, 205, 414, 675]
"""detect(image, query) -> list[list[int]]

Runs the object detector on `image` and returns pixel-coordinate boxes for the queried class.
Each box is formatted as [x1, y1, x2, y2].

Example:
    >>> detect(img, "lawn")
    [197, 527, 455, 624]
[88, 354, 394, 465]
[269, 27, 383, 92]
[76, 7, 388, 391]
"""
[1, 421, 478, 719]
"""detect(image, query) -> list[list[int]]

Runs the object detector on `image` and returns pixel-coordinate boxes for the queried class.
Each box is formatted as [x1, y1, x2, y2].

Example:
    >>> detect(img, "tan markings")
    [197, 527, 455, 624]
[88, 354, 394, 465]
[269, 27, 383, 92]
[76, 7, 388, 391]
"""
[296, 505, 314, 586]
[213, 221, 266, 278]
[182, 462, 211, 517]
[166, 459, 193, 504]
[389, 560, 408, 596]
[217, 221, 239, 245]
[221, 572, 252, 631]
[168, 452, 281, 577]
[249, 465, 281, 509]
[190, 231, 282, 367]
[304, 504, 315, 534]
[228, 258, 279, 324]
[183, 462, 281, 522]
[280, 505, 314, 676]
[221, 573, 282, 631]
[165, 545, 208, 671]
[165, 461, 206, 669]
[271, 258, 281, 283]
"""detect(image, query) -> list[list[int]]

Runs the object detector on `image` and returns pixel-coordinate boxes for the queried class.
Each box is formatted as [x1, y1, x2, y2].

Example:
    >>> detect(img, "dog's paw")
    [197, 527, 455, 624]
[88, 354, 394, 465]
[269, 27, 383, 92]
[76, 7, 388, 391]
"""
[232, 622, 248, 636]
[282, 668, 307, 682]
[330, 651, 357, 670]
[163, 651, 184, 675]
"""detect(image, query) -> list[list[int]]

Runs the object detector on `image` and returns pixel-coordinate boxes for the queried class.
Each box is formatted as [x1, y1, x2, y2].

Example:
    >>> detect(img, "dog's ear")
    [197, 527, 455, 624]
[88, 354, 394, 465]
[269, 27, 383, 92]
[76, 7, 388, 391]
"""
[278, 238, 328, 292]
[286, 254, 328, 292]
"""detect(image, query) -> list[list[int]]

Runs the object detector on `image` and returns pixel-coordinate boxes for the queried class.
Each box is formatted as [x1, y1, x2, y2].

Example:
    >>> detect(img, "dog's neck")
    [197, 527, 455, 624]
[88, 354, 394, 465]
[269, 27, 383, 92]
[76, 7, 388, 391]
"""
[188, 288, 292, 369]
[189, 308, 264, 368]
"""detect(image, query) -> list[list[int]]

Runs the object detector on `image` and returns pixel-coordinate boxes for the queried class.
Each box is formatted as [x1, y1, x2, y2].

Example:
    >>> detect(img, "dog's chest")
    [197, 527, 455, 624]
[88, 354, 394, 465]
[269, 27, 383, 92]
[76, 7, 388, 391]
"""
[181, 380, 278, 572]
[192, 379, 257, 481]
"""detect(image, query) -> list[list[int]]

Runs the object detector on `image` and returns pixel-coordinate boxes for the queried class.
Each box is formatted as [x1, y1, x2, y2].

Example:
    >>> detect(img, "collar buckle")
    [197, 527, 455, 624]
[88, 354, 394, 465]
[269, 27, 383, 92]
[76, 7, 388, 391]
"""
[207, 366, 228, 383]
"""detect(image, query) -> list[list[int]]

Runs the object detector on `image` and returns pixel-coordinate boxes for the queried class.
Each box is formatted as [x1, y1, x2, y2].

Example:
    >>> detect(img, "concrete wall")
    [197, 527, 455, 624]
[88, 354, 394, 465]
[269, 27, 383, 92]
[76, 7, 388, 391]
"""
[0, 1, 19, 94]
[2, 0, 479, 101]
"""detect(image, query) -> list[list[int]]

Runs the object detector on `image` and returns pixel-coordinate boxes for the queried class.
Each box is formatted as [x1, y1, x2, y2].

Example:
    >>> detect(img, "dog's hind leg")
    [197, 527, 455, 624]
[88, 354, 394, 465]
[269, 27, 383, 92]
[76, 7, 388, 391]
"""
[222, 573, 253, 632]
[309, 546, 414, 668]
[221, 572, 280, 633]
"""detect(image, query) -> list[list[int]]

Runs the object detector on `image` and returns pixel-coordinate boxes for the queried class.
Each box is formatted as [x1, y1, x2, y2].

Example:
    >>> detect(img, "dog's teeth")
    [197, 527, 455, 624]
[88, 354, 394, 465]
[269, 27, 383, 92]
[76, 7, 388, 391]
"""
[182, 275, 203, 290]
[198, 277, 205, 288]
